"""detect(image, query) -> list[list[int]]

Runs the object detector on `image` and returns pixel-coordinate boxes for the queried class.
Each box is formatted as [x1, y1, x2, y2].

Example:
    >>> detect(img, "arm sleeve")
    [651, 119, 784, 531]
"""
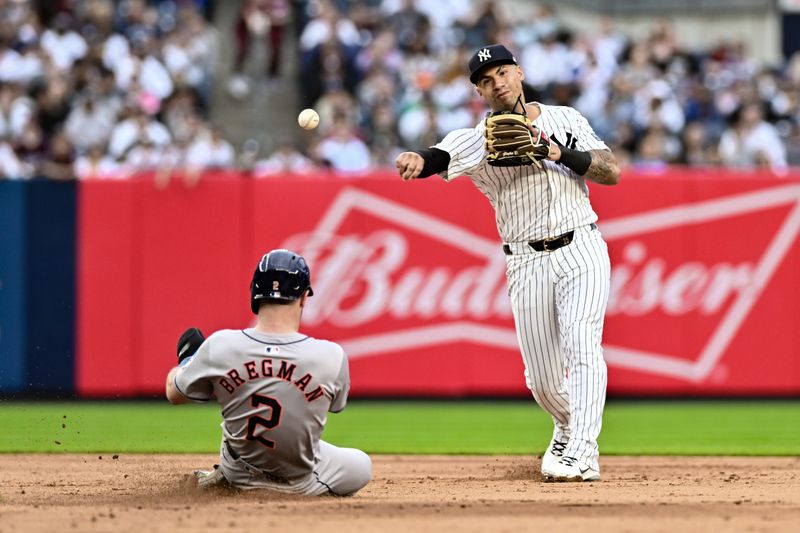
[413, 147, 451, 178]
[173, 338, 215, 402]
[432, 126, 486, 181]
[329, 346, 350, 413]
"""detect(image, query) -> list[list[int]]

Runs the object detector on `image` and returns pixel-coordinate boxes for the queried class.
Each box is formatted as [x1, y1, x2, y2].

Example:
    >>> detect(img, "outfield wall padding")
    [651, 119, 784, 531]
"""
[0, 179, 75, 395]
[73, 170, 800, 398]
[2, 172, 798, 397]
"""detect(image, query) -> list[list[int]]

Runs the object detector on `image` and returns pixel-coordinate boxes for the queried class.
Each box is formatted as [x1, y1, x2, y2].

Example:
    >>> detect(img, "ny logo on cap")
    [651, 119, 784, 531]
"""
[477, 48, 491, 62]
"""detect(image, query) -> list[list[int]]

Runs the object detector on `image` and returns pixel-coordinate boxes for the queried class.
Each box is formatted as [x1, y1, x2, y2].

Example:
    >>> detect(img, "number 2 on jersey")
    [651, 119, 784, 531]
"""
[246, 394, 282, 449]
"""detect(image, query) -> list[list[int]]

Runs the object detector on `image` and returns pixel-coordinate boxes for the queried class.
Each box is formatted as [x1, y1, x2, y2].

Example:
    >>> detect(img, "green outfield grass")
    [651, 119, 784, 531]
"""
[0, 400, 798, 455]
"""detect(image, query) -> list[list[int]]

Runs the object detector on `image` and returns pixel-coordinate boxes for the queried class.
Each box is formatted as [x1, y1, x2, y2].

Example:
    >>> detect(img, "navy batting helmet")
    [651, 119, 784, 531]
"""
[250, 249, 314, 313]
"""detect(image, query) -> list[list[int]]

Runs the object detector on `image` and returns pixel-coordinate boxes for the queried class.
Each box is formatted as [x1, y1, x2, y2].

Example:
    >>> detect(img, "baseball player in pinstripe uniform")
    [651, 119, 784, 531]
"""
[165, 249, 372, 495]
[395, 44, 621, 481]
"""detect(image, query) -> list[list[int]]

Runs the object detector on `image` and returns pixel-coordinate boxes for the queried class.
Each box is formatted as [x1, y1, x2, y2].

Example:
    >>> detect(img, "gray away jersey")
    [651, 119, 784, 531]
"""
[433, 103, 609, 242]
[174, 329, 349, 480]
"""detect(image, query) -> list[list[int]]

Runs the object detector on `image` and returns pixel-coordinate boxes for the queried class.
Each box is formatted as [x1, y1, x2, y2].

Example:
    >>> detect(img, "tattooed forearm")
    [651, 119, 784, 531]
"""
[586, 150, 620, 185]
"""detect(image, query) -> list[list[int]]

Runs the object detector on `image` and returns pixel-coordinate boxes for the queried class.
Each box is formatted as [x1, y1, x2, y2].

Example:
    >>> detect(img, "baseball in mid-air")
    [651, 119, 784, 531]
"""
[298, 108, 320, 130]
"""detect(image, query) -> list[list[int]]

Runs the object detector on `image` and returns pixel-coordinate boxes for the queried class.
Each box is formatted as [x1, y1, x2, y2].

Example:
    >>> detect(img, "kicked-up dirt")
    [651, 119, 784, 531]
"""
[0, 454, 798, 532]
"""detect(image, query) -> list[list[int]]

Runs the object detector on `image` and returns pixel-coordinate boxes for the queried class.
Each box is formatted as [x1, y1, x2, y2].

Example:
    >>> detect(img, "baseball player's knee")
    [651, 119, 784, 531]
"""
[354, 449, 372, 484]
[562, 324, 604, 353]
[528, 385, 568, 412]
[527, 374, 562, 398]
[340, 449, 372, 495]
[565, 352, 607, 372]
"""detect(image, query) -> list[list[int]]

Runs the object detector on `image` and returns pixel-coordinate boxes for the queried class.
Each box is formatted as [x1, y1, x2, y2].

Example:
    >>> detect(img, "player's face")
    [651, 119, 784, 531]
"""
[475, 64, 525, 111]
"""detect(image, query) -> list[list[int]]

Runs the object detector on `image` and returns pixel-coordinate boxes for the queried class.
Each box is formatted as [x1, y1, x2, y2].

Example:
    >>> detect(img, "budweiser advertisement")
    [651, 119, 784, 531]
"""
[261, 178, 521, 396]
[76, 170, 800, 397]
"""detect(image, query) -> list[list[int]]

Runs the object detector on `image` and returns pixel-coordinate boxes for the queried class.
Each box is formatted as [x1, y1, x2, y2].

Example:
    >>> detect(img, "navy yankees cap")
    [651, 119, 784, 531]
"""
[468, 44, 518, 84]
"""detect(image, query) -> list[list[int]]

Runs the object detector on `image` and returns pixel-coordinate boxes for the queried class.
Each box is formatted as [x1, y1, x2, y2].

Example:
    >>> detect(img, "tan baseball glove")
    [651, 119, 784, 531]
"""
[484, 111, 553, 167]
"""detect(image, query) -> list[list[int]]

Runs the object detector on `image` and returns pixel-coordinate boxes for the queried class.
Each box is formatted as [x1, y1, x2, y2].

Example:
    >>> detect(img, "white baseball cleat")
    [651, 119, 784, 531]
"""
[542, 456, 601, 482]
[540, 438, 568, 475]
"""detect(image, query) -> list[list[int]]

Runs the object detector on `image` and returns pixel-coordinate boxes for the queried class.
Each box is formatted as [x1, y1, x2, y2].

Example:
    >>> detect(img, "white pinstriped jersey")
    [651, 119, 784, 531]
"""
[433, 103, 608, 242]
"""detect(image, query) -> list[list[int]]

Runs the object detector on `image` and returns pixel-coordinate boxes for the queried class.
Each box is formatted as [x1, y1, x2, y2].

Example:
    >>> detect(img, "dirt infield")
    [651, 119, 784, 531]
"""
[0, 454, 798, 532]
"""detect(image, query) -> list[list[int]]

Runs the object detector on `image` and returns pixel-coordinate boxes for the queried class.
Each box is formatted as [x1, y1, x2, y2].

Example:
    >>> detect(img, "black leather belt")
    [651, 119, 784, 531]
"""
[503, 223, 596, 255]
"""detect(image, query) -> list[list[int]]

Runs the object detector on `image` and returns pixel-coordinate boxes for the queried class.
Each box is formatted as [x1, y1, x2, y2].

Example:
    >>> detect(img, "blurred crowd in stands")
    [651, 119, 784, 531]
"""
[292, 0, 799, 175]
[1, 0, 799, 180]
[0, 0, 228, 182]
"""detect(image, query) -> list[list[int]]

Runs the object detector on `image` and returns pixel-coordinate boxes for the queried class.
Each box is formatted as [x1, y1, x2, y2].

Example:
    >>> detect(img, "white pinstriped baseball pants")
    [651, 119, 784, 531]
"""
[505, 225, 610, 470]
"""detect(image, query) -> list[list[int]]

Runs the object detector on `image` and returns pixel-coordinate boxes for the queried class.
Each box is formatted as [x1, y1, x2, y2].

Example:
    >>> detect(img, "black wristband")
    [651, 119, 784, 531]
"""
[413, 147, 451, 178]
[557, 146, 592, 176]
